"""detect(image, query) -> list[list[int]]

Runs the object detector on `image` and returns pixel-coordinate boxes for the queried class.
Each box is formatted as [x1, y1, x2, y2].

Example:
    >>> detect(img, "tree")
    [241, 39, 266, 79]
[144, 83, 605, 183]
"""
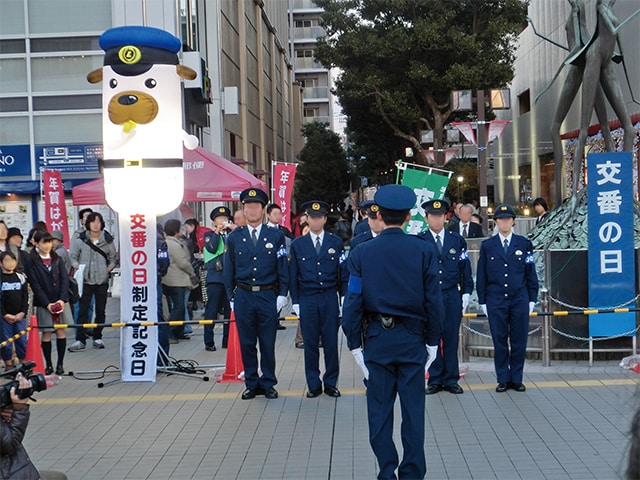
[315, 0, 528, 166]
[294, 122, 351, 208]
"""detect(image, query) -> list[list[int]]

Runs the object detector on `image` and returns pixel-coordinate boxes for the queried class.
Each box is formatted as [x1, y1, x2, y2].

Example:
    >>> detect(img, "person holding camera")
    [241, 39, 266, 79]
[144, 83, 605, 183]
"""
[25, 231, 71, 375]
[202, 207, 233, 351]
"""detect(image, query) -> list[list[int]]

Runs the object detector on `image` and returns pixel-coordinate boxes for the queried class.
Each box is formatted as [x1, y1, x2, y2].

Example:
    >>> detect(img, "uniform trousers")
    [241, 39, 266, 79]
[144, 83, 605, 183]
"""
[486, 295, 529, 384]
[234, 288, 278, 390]
[365, 321, 427, 480]
[203, 282, 230, 347]
[299, 289, 340, 391]
[427, 288, 462, 386]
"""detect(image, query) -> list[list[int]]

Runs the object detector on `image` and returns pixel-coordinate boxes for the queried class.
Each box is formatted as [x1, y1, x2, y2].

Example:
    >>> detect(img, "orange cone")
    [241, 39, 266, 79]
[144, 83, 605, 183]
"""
[218, 311, 244, 383]
[25, 315, 45, 375]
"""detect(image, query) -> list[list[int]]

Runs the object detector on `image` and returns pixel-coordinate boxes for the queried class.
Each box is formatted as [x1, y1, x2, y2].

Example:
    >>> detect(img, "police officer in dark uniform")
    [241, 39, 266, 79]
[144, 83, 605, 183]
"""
[342, 184, 444, 480]
[203, 206, 233, 351]
[224, 188, 289, 400]
[289, 201, 348, 398]
[353, 200, 373, 236]
[349, 203, 384, 252]
[477, 203, 539, 393]
[421, 200, 473, 395]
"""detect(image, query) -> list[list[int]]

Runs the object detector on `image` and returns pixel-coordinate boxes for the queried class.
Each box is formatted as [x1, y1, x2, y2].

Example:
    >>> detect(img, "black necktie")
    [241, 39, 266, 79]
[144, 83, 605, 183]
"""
[462, 224, 468, 238]
[315, 236, 321, 255]
[503, 238, 509, 254]
[436, 235, 443, 254]
[251, 228, 258, 246]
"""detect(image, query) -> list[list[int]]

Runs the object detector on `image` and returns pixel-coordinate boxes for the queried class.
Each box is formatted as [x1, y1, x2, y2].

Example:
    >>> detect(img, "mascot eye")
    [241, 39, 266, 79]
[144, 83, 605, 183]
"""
[145, 78, 157, 89]
[109, 78, 118, 88]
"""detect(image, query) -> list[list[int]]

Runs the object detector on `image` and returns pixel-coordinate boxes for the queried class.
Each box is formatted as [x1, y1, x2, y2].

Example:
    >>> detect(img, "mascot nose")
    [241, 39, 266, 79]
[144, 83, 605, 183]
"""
[118, 94, 138, 106]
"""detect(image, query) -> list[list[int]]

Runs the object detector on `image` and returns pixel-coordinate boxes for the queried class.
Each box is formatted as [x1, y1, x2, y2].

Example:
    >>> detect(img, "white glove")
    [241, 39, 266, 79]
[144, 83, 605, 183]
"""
[230, 300, 234, 312]
[291, 304, 300, 316]
[351, 347, 369, 380]
[425, 345, 438, 373]
[480, 304, 488, 317]
[461, 293, 470, 314]
[276, 295, 287, 313]
[339, 296, 345, 317]
[529, 302, 536, 315]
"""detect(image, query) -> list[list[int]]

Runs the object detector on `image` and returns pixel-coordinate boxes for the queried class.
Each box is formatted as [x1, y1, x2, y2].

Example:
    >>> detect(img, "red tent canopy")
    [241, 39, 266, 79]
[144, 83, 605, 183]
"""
[72, 146, 268, 205]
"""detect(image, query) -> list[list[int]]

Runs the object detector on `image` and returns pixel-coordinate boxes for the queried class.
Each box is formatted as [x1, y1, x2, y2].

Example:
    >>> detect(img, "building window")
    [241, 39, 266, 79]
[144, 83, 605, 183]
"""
[230, 133, 236, 158]
[294, 19, 318, 28]
[32, 94, 101, 111]
[30, 36, 100, 52]
[518, 89, 530, 116]
[296, 49, 314, 58]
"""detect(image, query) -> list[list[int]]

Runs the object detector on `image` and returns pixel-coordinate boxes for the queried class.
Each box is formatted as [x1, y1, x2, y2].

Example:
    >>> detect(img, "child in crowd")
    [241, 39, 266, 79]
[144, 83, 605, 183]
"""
[0, 251, 29, 369]
[25, 231, 71, 375]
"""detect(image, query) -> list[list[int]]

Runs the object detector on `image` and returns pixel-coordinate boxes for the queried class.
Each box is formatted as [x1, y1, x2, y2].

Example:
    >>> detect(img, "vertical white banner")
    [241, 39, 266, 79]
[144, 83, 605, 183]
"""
[119, 212, 158, 382]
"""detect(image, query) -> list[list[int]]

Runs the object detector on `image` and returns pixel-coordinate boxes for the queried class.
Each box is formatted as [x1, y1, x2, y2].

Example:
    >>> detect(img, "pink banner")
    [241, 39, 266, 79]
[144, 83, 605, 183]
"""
[43, 170, 70, 248]
[272, 163, 297, 229]
[488, 120, 511, 143]
[451, 122, 476, 145]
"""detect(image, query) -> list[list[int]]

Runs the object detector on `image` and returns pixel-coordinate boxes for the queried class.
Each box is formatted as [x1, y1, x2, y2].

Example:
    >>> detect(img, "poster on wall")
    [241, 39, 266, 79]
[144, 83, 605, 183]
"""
[0, 201, 32, 238]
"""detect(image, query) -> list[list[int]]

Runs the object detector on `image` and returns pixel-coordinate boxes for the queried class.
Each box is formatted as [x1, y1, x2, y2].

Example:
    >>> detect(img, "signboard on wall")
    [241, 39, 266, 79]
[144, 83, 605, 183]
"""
[36, 143, 102, 173]
[0, 201, 32, 237]
[0, 145, 31, 176]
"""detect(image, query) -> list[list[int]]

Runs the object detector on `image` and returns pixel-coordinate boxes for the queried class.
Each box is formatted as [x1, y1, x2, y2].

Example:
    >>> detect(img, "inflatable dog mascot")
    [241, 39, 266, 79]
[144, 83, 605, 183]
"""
[87, 25, 198, 213]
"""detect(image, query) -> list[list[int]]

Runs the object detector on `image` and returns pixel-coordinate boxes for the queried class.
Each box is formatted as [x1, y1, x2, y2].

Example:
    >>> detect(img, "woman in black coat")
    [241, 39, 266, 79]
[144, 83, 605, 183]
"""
[25, 231, 71, 375]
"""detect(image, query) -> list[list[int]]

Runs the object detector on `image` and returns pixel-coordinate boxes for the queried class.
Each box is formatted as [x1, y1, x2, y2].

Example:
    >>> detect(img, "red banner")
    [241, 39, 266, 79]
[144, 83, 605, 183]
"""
[488, 119, 511, 143]
[272, 163, 297, 229]
[43, 170, 70, 248]
[451, 122, 476, 145]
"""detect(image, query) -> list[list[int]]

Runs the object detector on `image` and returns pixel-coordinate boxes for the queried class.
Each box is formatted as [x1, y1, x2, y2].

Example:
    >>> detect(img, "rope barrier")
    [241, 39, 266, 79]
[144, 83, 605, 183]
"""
[0, 325, 33, 349]
[547, 293, 640, 311]
[462, 307, 640, 318]
[461, 323, 541, 339]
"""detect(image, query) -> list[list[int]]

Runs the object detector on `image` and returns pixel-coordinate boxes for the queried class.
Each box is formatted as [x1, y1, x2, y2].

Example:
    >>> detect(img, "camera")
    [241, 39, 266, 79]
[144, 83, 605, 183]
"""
[0, 362, 47, 408]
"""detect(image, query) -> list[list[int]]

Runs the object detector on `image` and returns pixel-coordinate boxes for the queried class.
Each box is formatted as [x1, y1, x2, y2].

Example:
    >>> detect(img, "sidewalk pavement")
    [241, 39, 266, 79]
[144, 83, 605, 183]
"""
[12, 298, 639, 479]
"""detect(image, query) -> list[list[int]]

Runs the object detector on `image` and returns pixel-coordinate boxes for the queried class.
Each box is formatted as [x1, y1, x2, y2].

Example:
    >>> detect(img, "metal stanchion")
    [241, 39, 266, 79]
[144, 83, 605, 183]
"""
[541, 287, 551, 367]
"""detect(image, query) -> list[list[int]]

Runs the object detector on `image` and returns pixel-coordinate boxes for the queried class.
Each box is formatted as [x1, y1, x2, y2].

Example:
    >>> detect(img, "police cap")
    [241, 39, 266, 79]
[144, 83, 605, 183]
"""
[422, 199, 449, 215]
[374, 184, 416, 211]
[494, 203, 516, 219]
[301, 200, 330, 217]
[210, 206, 231, 221]
[366, 203, 380, 219]
[239, 188, 269, 206]
[358, 199, 374, 210]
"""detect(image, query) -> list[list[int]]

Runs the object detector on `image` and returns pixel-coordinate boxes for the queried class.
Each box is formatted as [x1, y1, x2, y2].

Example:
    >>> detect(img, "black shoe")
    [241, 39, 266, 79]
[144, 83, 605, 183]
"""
[324, 385, 341, 397]
[510, 382, 526, 392]
[176, 335, 191, 340]
[45, 366, 53, 375]
[295, 341, 304, 349]
[205, 344, 217, 352]
[496, 383, 508, 393]
[443, 384, 464, 394]
[425, 384, 444, 395]
[264, 387, 278, 399]
[241, 388, 259, 400]
[55, 365, 64, 375]
[222, 342, 228, 349]
[306, 388, 322, 398]
[277, 323, 286, 330]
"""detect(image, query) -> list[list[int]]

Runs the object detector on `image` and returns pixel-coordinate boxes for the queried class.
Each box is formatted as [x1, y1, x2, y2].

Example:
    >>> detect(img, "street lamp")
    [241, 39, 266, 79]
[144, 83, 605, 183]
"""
[456, 175, 464, 200]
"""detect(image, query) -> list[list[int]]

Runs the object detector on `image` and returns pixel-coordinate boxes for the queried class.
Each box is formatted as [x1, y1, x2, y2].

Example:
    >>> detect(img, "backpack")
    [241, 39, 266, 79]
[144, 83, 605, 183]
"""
[157, 239, 170, 277]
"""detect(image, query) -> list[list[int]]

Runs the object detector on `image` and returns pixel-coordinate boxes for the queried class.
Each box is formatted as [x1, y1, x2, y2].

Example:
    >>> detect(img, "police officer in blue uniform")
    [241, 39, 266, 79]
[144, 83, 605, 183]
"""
[421, 200, 473, 395]
[342, 184, 444, 480]
[349, 203, 384, 252]
[203, 206, 233, 351]
[224, 188, 289, 400]
[289, 200, 349, 398]
[353, 200, 373, 236]
[476, 203, 539, 393]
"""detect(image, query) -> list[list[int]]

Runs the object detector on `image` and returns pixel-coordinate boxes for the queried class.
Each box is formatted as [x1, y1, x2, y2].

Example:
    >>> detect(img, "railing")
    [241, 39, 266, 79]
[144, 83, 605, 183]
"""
[293, 26, 326, 41]
[302, 86, 330, 99]
[303, 115, 330, 124]
[295, 57, 325, 71]
[291, 0, 322, 10]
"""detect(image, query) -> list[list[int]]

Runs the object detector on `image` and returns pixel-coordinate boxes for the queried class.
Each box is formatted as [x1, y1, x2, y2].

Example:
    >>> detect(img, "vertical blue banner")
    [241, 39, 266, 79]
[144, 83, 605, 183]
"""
[587, 151, 636, 337]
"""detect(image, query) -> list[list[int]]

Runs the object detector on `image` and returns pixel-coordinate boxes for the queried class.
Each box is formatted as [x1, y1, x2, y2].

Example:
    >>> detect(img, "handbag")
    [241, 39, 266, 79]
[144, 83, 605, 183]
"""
[110, 273, 122, 298]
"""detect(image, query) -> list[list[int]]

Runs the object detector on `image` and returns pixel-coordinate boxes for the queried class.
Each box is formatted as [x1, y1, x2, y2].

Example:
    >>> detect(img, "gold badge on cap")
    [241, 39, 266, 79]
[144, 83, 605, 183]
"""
[118, 45, 142, 65]
[219, 207, 225, 212]
[501, 206, 507, 211]
[370, 205, 379, 212]
[434, 201, 441, 209]
[312, 203, 321, 211]
[248, 190, 257, 197]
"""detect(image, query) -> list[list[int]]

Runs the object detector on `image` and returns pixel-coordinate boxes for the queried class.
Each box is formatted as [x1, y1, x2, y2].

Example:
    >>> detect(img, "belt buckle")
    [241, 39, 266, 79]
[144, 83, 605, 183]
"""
[379, 315, 395, 330]
[251, 285, 260, 292]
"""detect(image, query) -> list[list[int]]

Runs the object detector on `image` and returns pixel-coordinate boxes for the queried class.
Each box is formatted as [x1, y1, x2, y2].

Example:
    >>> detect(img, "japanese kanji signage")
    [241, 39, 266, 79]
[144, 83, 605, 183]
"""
[119, 213, 158, 382]
[42, 170, 70, 248]
[399, 165, 452, 235]
[272, 163, 297, 229]
[587, 152, 636, 338]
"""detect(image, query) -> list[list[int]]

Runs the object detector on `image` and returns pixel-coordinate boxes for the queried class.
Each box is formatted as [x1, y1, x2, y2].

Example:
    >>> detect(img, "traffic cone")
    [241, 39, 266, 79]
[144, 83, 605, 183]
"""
[218, 311, 244, 383]
[25, 315, 45, 375]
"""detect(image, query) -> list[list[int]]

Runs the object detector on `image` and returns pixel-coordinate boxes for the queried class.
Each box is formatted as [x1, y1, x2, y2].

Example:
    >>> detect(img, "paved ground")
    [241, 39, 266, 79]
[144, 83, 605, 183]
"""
[7, 298, 639, 479]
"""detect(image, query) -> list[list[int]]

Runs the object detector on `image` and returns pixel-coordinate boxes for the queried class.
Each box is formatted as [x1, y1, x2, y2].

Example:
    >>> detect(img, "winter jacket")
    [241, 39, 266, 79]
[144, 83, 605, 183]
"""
[162, 235, 195, 288]
[25, 250, 70, 308]
[0, 405, 41, 479]
[69, 231, 117, 286]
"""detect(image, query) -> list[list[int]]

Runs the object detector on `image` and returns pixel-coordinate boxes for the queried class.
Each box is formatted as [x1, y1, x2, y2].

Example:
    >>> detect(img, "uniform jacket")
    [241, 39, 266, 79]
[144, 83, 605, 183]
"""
[162, 235, 195, 288]
[476, 233, 539, 304]
[289, 231, 348, 303]
[203, 230, 227, 284]
[69, 231, 117, 285]
[223, 224, 289, 300]
[0, 405, 40, 480]
[25, 250, 70, 307]
[353, 219, 370, 236]
[447, 221, 483, 238]
[419, 230, 473, 293]
[348, 230, 373, 254]
[342, 227, 444, 349]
